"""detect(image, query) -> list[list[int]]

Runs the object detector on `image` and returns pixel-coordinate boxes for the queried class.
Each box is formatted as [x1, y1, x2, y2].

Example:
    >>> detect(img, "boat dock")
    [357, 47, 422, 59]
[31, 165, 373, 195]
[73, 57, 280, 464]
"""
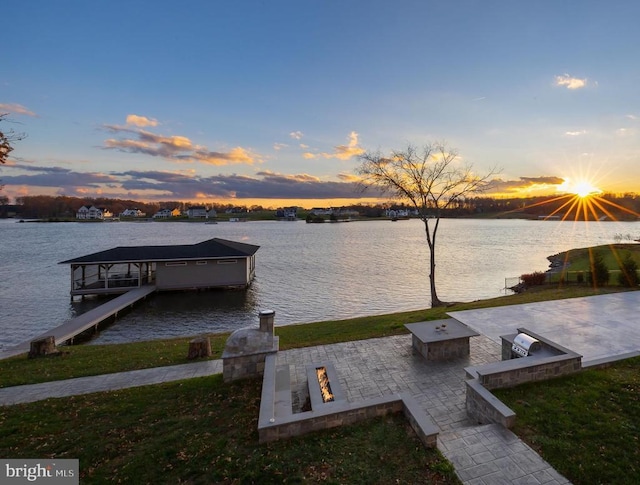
[1, 285, 157, 359]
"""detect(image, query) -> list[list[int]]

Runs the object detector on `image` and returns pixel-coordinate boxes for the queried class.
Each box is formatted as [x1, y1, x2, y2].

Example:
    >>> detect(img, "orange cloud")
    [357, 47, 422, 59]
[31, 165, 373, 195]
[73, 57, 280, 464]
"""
[337, 172, 361, 182]
[103, 124, 261, 166]
[126, 114, 159, 127]
[192, 146, 259, 165]
[303, 131, 365, 160]
[0, 103, 37, 117]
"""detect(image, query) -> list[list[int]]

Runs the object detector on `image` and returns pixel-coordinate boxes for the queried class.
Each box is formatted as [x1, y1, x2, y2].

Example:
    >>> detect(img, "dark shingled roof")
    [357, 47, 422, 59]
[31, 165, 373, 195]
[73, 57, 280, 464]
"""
[59, 238, 260, 265]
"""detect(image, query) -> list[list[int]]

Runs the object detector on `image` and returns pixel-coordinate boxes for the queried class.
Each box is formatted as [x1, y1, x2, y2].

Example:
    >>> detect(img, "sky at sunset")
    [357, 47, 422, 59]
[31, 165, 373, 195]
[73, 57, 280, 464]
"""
[2, 1, 640, 208]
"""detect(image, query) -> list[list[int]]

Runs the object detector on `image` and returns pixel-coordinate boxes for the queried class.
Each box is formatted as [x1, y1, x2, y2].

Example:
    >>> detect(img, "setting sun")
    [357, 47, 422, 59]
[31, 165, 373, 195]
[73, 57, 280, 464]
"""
[557, 178, 602, 198]
[571, 181, 602, 198]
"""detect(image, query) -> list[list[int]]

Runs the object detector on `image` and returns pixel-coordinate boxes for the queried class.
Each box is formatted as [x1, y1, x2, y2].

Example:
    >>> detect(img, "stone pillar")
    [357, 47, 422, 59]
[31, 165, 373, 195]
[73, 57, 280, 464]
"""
[259, 310, 275, 334]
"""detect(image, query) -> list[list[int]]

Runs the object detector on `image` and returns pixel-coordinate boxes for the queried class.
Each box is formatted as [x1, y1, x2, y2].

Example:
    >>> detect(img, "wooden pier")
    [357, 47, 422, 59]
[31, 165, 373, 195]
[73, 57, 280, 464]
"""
[2, 285, 157, 359]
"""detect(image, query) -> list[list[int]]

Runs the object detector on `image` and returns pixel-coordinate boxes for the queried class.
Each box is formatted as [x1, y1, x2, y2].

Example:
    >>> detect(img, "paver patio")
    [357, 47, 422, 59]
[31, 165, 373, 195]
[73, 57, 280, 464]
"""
[8, 291, 638, 483]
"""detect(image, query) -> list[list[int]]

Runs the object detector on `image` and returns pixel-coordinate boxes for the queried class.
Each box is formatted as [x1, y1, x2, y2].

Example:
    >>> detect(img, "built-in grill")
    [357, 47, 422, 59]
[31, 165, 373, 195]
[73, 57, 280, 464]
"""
[511, 332, 541, 358]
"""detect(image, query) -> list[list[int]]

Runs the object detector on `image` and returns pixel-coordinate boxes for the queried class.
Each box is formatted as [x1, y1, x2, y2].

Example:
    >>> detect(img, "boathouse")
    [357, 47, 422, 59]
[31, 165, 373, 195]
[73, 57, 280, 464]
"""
[59, 238, 259, 297]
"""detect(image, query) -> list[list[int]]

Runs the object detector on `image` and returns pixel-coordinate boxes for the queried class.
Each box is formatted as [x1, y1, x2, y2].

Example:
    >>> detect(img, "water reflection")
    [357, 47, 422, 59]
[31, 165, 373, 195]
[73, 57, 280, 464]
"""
[1, 218, 635, 347]
[89, 288, 257, 344]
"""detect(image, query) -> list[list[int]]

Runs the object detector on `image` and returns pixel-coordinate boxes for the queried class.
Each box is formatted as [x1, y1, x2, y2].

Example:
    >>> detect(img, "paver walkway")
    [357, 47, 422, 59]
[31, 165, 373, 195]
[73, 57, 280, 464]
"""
[0, 334, 570, 484]
[0, 360, 223, 406]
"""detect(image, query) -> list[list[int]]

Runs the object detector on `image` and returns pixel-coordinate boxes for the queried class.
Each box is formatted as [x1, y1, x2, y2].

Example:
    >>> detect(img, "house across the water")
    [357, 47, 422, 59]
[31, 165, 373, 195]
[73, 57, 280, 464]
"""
[59, 238, 259, 297]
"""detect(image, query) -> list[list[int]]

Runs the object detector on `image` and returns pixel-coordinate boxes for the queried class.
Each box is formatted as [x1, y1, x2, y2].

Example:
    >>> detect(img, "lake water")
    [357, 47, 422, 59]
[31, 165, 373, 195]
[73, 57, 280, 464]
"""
[0, 217, 637, 348]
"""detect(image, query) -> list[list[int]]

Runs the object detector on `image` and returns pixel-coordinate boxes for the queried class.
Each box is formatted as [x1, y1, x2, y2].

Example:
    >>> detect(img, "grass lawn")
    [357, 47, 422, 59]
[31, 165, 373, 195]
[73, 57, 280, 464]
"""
[548, 243, 640, 283]
[0, 286, 631, 388]
[0, 286, 640, 484]
[0, 374, 460, 484]
[495, 356, 640, 485]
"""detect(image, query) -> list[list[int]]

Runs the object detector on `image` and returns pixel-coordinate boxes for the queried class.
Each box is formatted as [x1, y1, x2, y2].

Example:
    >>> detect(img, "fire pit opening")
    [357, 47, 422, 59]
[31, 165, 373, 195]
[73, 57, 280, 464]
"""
[316, 366, 335, 403]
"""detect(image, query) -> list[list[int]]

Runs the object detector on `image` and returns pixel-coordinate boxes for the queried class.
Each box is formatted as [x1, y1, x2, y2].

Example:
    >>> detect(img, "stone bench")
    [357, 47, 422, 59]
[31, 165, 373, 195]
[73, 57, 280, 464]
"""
[274, 364, 293, 418]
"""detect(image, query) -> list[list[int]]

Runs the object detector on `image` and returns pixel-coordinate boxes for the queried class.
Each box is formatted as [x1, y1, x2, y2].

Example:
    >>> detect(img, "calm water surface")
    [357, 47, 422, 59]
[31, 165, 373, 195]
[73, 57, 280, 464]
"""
[0, 218, 636, 348]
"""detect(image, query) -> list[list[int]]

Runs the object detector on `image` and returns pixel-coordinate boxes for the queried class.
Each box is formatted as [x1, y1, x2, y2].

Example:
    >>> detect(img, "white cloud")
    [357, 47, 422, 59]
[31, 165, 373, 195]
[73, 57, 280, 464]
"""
[273, 143, 288, 151]
[564, 130, 587, 136]
[289, 131, 304, 140]
[126, 114, 159, 127]
[555, 74, 587, 90]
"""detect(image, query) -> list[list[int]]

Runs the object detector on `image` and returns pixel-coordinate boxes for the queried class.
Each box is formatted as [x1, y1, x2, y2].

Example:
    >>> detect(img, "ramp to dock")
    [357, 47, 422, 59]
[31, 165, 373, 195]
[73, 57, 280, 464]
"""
[3, 285, 157, 358]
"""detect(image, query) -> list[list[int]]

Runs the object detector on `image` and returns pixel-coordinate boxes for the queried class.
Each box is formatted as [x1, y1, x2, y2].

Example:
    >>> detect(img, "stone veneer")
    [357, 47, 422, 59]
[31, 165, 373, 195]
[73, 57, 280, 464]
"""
[465, 328, 582, 427]
[465, 379, 516, 428]
[222, 310, 279, 382]
[258, 354, 439, 447]
[405, 319, 479, 361]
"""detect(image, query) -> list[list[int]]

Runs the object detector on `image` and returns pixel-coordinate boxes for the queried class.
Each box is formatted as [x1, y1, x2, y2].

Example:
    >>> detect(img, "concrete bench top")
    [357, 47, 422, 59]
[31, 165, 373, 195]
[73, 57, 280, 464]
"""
[405, 319, 479, 343]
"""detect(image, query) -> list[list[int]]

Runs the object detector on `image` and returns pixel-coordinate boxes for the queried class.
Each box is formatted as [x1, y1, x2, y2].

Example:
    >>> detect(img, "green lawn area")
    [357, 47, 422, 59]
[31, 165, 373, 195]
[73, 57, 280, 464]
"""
[548, 243, 640, 284]
[495, 356, 640, 485]
[0, 286, 630, 388]
[1, 280, 639, 483]
[0, 374, 460, 484]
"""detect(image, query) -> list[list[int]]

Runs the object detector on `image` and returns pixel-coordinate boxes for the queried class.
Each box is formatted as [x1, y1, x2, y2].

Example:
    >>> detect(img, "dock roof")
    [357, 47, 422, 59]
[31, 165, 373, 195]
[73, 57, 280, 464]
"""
[59, 238, 260, 265]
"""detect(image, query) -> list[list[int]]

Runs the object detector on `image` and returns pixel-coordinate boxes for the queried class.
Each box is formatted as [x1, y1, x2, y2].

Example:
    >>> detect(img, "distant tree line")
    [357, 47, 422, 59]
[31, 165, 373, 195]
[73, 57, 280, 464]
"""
[1, 193, 639, 220]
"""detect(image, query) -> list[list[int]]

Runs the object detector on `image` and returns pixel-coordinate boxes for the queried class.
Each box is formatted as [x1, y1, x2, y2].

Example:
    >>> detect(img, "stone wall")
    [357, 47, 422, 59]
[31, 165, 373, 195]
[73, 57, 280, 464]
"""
[465, 379, 516, 428]
[223, 347, 277, 382]
[465, 329, 583, 427]
[476, 354, 582, 390]
[412, 335, 470, 361]
[258, 354, 439, 447]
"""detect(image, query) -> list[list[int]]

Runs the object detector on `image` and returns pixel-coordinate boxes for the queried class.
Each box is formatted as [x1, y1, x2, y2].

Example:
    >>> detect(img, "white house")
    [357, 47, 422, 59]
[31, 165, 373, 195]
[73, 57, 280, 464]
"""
[153, 208, 185, 219]
[120, 208, 146, 218]
[76, 205, 104, 220]
[186, 206, 208, 218]
[310, 207, 334, 215]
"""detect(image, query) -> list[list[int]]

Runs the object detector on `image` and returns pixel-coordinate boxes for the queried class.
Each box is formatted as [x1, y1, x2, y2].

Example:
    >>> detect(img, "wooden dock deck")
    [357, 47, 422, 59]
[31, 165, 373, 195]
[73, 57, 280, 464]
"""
[2, 285, 157, 358]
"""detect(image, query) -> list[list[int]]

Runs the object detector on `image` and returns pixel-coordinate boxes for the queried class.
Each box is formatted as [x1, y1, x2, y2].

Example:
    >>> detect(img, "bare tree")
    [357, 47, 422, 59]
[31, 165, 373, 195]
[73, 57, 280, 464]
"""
[357, 142, 499, 307]
[1, 113, 26, 165]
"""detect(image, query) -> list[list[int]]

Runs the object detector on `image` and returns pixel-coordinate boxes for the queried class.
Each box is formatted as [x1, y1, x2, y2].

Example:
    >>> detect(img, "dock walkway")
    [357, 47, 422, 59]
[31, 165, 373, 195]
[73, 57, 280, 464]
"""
[2, 285, 156, 359]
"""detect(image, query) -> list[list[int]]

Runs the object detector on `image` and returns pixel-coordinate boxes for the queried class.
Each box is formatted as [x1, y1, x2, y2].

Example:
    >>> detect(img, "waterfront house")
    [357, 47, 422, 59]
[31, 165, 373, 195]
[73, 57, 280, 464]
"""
[310, 207, 333, 215]
[276, 206, 298, 220]
[120, 208, 146, 218]
[186, 206, 208, 218]
[153, 208, 181, 219]
[59, 238, 259, 296]
[76, 205, 104, 220]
